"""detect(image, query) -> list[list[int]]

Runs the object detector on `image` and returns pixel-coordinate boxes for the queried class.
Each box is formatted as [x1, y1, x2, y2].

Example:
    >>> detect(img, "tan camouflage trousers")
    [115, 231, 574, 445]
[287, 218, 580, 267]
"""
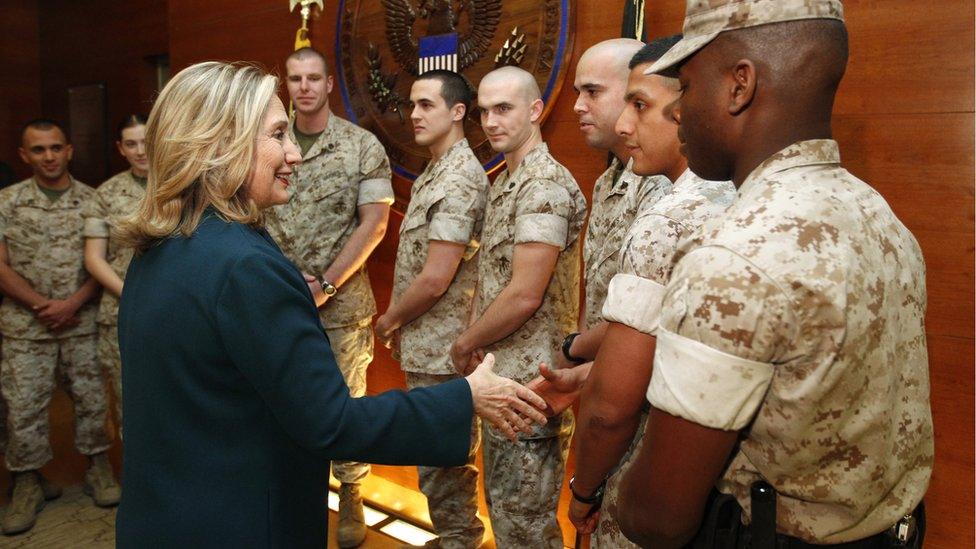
[0, 335, 112, 471]
[482, 409, 574, 549]
[97, 324, 122, 433]
[592, 412, 648, 549]
[406, 372, 485, 549]
[324, 319, 373, 484]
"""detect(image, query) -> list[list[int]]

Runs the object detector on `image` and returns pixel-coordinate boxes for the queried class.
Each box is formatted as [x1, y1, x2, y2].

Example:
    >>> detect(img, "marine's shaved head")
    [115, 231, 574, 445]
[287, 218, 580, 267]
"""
[480, 66, 541, 103]
[573, 38, 645, 154]
[579, 38, 644, 81]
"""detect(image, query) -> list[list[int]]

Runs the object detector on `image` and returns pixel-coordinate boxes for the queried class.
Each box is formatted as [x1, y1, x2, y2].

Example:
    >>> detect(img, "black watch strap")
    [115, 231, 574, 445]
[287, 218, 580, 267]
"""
[569, 475, 605, 505]
[561, 332, 586, 365]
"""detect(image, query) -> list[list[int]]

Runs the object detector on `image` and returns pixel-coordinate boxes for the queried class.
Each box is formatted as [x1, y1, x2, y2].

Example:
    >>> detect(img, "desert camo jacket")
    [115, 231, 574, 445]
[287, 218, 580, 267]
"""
[646, 140, 934, 544]
[265, 115, 393, 328]
[0, 177, 97, 339]
[477, 143, 587, 386]
[582, 158, 671, 329]
[82, 170, 144, 326]
[394, 139, 488, 375]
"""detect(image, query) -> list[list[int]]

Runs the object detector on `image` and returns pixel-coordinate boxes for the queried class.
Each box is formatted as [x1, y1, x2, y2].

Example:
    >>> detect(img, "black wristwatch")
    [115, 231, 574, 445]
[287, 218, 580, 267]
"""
[569, 475, 606, 506]
[561, 332, 586, 365]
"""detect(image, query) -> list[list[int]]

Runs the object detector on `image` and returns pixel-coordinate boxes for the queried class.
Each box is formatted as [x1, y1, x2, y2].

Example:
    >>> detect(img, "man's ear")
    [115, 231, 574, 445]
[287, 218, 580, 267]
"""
[17, 147, 28, 165]
[452, 103, 466, 123]
[728, 59, 756, 115]
[65, 143, 74, 162]
[529, 98, 544, 123]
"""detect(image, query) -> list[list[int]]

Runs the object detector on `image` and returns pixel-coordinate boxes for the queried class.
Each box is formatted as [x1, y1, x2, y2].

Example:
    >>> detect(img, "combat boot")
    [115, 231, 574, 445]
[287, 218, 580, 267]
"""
[83, 453, 121, 507]
[2, 471, 46, 535]
[337, 482, 367, 548]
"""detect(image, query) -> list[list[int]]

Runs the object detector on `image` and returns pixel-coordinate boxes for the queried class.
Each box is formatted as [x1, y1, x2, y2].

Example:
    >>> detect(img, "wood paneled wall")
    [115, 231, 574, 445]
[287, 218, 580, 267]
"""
[0, 2, 41, 180]
[15, 1, 972, 547]
[36, 0, 169, 184]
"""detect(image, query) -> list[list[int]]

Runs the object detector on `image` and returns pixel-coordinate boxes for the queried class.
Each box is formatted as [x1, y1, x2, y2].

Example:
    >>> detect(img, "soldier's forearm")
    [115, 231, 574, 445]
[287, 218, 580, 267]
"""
[322, 209, 389, 287]
[67, 277, 101, 308]
[573, 406, 642, 494]
[458, 285, 540, 354]
[570, 322, 609, 362]
[383, 275, 445, 332]
[84, 238, 124, 297]
[0, 263, 48, 309]
[573, 325, 658, 493]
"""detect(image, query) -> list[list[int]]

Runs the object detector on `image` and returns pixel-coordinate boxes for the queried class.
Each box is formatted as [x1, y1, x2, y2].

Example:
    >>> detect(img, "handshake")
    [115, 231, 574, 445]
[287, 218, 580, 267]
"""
[464, 354, 591, 441]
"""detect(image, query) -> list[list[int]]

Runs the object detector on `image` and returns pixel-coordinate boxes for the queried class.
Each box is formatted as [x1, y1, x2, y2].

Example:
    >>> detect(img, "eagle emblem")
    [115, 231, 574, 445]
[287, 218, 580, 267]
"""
[380, 0, 502, 75]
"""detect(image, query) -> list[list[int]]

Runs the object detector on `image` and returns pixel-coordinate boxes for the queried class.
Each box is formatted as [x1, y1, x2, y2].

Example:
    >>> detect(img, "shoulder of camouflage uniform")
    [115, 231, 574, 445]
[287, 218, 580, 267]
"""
[333, 115, 381, 147]
[455, 144, 490, 185]
[527, 146, 579, 188]
[0, 179, 32, 200]
[72, 179, 96, 197]
[96, 171, 133, 195]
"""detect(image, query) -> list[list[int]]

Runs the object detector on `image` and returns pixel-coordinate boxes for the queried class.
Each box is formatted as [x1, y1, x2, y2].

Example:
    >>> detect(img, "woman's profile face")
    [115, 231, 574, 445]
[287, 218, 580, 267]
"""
[247, 96, 301, 209]
[117, 124, 149, 177]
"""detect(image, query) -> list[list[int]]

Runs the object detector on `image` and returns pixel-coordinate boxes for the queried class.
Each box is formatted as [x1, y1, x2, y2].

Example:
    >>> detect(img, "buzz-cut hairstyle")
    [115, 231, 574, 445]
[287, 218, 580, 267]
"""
[287, 47, 329, 75]
[416, 70, 475, 114]
[629, 34, 683, 70]
[21, 118, 68, 142]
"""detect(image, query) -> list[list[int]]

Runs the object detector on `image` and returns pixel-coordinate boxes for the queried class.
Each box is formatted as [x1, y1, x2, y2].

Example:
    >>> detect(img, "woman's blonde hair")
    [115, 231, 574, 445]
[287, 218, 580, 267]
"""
[117, 61, 279, 251]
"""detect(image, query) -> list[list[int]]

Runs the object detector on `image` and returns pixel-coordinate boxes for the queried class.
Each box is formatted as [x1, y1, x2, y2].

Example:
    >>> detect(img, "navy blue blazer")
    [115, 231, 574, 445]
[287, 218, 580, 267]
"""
[116, 212, 473, 548]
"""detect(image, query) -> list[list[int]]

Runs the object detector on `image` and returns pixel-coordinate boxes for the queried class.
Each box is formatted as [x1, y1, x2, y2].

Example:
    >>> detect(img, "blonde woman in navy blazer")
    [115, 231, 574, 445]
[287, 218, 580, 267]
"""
[114, 61, 547, 549]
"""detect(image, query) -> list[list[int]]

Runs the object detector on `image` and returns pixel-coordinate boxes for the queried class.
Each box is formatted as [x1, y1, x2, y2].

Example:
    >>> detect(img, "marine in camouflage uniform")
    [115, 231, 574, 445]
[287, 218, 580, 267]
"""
[610, 0, 934, 544]
[592, 169, 734, 548]
[0, 177, 112, 472]
[475, 143, 586, 548]
[394, 138, 489, 549]
[645, 141, 933, 543]
[582, 159, 671, 330]
[82, 169, 145, 428]
[264, 114, 393, 488]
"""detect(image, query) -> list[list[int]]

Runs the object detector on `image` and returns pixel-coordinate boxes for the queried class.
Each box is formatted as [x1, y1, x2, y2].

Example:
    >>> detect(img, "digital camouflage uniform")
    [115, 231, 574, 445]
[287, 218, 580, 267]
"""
[477, 143, 586, 548]
[395, 139, 489, 549]
[0, 178, 112, 471]
[645, 141, 933, 543]
[82, 170, 145, 427]
[264, 115, 393, 485]
[582, 158, 671, 329]
[593, 170, 735, 548]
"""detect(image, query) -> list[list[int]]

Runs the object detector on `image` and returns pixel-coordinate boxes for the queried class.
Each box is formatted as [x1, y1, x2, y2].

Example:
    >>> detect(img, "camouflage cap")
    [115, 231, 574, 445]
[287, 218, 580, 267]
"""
[647, 0, 845, 75]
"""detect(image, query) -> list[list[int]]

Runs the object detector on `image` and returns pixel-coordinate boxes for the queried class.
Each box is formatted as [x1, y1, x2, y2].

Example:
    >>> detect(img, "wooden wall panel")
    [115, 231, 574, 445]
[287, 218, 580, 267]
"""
[0, 1, 41, 180]
[37, 0, 169, 184]
[159, 2, 974, 547]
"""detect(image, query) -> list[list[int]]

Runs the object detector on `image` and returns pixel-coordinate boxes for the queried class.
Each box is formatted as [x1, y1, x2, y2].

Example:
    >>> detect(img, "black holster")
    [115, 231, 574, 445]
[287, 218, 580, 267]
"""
[685, 485, 926, 549]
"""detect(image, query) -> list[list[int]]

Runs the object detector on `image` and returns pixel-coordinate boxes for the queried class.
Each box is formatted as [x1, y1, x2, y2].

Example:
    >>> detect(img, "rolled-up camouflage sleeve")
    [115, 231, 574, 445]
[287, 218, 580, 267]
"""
[427, 174, 487, 246]
[82, 189, 111, 238]
[513, 178, 573, 249]
[356, 133, 394, 206]
[647, 246, 795, 431]
[602, 213, 684, 334]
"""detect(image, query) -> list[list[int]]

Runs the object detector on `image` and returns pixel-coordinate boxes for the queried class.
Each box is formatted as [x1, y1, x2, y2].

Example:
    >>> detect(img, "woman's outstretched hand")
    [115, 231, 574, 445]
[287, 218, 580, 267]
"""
[466, 353, 548, 441]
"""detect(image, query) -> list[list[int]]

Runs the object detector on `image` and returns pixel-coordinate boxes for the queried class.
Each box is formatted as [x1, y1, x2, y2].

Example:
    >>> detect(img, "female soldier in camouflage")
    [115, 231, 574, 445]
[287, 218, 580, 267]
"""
[83, 115, 148, 433]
